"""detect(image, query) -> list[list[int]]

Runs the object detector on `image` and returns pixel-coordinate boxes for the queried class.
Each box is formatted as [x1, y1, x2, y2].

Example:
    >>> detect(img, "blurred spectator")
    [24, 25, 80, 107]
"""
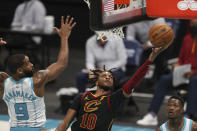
[11, 0, 46, 45]
[137, 19, 197, 126]
[76, 32, 127, 92]
[126, 18, 165, 49]
[5, 0, 47, 69]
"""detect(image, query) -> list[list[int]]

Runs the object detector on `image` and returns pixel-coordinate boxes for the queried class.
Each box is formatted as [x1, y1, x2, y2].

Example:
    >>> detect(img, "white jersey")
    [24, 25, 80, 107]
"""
[3, 77, 46, 127]
[160, 117, 193, 131]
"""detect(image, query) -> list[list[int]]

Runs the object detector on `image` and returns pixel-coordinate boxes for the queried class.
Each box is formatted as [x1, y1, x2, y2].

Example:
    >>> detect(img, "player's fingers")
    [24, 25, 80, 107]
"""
[53, 27, 59, 33]
[65, 15, 70, 24]
[71, 22, 76, 28]
[69, 17, 74, 25]
[61, 16, 64, 26]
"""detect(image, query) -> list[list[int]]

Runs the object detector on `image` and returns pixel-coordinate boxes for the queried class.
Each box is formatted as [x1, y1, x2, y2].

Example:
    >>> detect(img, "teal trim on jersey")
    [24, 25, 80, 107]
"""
[30, 77, 33, 90]
[165, 122, 169, 131]
[189, 119, 193, 131]
[10, 77, 26, 84]
[3, 78, 8, 90]
[165, 118, 187, 131]
[30, 77, 38, 126]
[181, 118, 186, 131]
[160, 125, 163, 131]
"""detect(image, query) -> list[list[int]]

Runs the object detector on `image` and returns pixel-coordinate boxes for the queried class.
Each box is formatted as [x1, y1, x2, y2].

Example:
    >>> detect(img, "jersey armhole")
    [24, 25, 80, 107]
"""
[189, 119, 192, 131]
[2, 78, 9, 99]
[107, 95, 112, 113]
[30, 77, 34, 90]
[80, 91, 87, 106]
[160, 125, 163, 131]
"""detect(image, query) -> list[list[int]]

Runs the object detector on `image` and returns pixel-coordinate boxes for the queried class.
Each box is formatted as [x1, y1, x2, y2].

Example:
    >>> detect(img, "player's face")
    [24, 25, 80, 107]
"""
[166, 98, 183, 119]
[21, 56, 34, 77]
[97, 71, 113, 88]
[98, 36, 108, 46]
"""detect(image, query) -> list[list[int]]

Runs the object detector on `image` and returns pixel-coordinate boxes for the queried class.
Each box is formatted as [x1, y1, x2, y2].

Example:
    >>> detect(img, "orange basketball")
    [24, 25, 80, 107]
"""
[149, 23, 175, 48]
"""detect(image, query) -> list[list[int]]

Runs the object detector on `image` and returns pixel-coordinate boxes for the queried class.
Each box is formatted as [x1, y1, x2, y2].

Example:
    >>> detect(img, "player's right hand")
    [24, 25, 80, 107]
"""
[0, 38, 7, 45]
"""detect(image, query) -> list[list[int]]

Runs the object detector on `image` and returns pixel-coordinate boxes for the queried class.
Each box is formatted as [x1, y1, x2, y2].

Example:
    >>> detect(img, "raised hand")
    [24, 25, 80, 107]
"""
[0, 38, 7, 45]
[54, 16, 76, 39]
[149, 46, 166, 62]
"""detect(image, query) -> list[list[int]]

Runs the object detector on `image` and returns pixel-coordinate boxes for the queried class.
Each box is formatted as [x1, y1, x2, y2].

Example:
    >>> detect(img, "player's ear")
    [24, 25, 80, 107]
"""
[95, 81, 98, 86]
[17, 67, 24, 75]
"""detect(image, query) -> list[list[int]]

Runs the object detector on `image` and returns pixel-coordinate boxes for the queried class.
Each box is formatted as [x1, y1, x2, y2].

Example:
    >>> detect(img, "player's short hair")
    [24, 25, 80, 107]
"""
[168, 96, 184, 107]
[7, 54, 26, 75]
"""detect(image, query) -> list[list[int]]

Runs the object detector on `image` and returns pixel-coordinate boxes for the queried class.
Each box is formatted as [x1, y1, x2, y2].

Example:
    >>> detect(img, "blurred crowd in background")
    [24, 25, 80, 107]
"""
[0, 0, 197, 128]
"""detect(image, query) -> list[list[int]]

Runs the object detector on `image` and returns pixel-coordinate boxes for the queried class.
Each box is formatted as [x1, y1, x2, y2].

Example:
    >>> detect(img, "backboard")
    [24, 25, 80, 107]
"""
[89, 0, 151, 30]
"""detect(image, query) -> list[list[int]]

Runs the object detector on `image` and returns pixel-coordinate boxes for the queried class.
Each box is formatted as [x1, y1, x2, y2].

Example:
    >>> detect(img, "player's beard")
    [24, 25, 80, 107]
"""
[24, 69, 34, 77]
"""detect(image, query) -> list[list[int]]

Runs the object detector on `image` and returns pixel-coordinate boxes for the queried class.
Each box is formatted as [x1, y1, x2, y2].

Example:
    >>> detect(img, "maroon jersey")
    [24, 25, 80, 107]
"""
[71, 89, 124, 131]
[70, 59, 152, 131]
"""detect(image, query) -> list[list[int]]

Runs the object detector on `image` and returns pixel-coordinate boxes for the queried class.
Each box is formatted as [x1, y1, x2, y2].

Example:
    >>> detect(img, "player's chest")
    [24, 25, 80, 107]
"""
[80, 95, 109, 113]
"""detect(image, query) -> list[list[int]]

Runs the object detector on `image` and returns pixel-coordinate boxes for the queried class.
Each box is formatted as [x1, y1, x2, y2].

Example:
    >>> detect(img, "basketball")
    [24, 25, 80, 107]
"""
[149, 23, 175, 48]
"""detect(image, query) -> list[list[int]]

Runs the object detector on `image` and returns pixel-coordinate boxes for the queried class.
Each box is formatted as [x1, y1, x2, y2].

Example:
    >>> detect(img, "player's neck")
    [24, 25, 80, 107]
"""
[168, 117, 184, 129]
[95, 87, 110, 96]
[12, 75, 23, 81]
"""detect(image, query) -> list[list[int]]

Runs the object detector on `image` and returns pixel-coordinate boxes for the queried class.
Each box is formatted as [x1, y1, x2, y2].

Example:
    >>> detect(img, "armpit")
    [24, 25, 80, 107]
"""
[33, 70, 49, 86]
[37, 70, 49, 78]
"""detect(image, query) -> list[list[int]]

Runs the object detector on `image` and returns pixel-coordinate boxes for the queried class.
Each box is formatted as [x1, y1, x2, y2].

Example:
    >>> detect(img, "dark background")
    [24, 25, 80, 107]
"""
[0, 0, 93, 49]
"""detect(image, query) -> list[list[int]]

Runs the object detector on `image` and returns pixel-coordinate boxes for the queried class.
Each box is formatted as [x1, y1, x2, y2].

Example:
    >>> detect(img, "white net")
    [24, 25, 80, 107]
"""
[84, 0, 125, 40]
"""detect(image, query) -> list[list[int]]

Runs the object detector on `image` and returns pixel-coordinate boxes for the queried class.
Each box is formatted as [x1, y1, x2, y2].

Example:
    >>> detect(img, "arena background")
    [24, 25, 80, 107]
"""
[0, 0, 189, 130]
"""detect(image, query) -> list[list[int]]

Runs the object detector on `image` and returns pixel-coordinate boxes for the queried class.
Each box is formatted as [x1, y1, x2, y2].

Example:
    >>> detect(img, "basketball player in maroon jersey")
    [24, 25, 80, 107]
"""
[56, 46, 167, 131]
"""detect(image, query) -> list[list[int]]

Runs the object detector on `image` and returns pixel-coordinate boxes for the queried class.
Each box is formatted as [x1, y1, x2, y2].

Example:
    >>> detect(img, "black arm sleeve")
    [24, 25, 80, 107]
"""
[70, 93, 83, 111]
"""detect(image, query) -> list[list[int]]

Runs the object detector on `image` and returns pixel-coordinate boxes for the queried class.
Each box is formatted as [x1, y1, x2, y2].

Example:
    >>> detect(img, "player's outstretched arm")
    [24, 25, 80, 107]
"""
[32, 16, 76, 97]
[36, 16, 76, 82]
[56, 109, 77, 131]
[46, 15, 76, 82]
[123, 47, 166, 97]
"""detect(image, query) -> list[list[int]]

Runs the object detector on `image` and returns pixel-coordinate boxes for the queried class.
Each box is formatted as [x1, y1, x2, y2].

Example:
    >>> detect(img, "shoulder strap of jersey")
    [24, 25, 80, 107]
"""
[160, 122, 168, 131]
[107, 95, 112, 113]
[183, 117, 193, 131]
[80, 91, 88, 104]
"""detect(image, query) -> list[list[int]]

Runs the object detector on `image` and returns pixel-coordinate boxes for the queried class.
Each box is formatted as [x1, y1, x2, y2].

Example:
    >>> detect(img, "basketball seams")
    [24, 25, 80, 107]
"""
[149, 24, 166, 37]
[149, 23, 174, 48]
[151, 29, 173, 47]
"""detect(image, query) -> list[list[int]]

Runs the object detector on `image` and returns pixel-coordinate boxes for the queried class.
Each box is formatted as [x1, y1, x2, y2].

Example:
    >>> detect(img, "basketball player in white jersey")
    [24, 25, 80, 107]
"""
[0, 15, 76, 131]
[157, 96, 197, 131]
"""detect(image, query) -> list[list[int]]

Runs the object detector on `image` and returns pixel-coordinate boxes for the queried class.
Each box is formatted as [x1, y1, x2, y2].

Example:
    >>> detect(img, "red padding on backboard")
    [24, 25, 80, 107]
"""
[114, 0, 130, 4]
[146, 0, 197, 19]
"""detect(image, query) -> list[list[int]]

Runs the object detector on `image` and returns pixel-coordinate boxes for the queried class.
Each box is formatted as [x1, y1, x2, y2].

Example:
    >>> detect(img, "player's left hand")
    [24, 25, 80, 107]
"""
[149, 46, 166, 62]
[0, 38, 7, 45]
[184, 71, 194, 79]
